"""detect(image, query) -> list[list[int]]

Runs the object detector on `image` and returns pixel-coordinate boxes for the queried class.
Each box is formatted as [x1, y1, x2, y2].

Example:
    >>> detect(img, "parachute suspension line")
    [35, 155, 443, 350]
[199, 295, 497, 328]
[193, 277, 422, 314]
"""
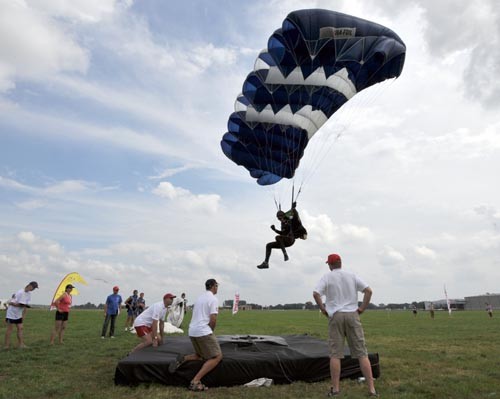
[274, 195, 280, 211]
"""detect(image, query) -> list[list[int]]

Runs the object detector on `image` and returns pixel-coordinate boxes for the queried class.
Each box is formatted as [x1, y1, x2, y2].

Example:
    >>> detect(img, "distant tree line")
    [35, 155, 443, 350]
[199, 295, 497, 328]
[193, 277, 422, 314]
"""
[71, 301, 427, 311]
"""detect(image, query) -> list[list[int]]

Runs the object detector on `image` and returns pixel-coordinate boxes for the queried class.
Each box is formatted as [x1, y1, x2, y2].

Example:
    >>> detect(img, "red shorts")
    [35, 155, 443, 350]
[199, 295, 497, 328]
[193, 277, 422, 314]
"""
[135, 325, 152, 337]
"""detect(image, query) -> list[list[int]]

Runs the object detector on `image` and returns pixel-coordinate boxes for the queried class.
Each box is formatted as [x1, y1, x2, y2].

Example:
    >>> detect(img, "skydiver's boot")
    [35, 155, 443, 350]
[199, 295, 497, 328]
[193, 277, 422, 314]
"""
[257, 261, 269, 269]
[258, 247, 271, 269]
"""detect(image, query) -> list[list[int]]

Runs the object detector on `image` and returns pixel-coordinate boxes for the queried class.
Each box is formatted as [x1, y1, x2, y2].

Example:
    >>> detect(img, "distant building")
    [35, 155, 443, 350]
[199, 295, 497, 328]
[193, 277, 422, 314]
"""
[424, 299, 465, 311]
[465, 294, 500, 310]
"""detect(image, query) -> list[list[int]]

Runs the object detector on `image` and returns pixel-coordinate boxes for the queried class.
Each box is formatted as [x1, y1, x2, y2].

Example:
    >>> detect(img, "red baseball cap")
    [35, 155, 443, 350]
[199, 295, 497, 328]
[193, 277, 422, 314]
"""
[163, 293, 176, 300]
[326, 254, 341, 264]
[113, 286, 119, 291]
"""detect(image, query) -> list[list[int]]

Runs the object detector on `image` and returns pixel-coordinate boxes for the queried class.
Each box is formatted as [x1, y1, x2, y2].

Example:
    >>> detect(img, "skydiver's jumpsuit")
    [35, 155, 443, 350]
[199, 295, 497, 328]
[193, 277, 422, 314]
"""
[264, 218, 295, 263]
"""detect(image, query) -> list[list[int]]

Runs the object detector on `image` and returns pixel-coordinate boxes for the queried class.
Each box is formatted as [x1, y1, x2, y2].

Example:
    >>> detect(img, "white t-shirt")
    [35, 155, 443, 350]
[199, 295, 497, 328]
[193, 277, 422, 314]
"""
[133, 301, 168, 328]
[188, 290, 218, 337]
[6, 289, 31, 320]
[314, 268, 368, 317]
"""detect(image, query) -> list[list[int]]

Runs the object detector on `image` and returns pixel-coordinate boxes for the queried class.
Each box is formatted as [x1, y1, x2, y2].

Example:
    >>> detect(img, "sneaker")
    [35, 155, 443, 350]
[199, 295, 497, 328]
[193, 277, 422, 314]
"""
[257, 261, 269, 269]
[101, 336, 105, 339]
[124, 327, 129, 331]
[110, 336, 115, 339]
[284, 253, 289, 261]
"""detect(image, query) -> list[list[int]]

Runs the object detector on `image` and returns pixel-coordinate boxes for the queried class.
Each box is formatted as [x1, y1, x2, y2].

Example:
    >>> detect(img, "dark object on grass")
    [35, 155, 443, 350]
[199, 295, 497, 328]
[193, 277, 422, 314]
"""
[114, 335, 380, 387]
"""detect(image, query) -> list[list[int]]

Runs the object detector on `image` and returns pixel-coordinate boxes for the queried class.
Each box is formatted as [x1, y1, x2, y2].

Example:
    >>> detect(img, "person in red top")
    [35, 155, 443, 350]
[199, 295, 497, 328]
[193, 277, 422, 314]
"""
[50, 284, 74, 345]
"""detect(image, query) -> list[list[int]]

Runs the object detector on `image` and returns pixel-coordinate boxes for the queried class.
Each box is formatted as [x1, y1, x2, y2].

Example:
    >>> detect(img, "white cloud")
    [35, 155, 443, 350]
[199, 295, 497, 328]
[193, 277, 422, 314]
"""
[18, 231, 36, 243]
[149, 164, 196, 180]
[301, 211, 374, 244]
[378, 246, 406, 266]
[1, 175, 113, 200]
[43, 180, 95, 195]
[26, 0, 120, 23]
[0, 0, 89, 93]
[15, 199, 46, 210]
[153, 181, 220, 214]
[414, 245, 437, 260]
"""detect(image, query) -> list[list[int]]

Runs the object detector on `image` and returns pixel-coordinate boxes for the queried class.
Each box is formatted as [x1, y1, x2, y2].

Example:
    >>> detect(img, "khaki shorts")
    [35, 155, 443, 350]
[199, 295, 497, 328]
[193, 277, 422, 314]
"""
[190, 334, 222, 360]
[328, 311, 368, 359]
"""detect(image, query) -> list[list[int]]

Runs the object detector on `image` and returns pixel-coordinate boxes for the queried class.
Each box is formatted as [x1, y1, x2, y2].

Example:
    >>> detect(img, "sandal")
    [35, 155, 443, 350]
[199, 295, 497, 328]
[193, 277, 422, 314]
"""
[327, 387, 340, 396]
[188, 381, 208, 391]
[168, 353, 184, 373]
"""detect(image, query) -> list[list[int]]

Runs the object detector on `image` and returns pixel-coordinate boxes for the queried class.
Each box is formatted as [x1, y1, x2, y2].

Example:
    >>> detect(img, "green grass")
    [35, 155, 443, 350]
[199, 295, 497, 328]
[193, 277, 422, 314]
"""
[1, 309, 499, 399]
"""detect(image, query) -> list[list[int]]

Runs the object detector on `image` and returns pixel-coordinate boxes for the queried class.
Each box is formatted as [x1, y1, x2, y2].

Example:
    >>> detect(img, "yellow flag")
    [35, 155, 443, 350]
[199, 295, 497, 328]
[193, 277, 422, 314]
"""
[50, 272, 88, 310]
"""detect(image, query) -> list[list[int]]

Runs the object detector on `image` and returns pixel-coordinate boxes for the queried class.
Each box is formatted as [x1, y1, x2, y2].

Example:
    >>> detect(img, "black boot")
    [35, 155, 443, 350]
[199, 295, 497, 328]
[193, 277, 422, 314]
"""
[257, 261, 269, 269]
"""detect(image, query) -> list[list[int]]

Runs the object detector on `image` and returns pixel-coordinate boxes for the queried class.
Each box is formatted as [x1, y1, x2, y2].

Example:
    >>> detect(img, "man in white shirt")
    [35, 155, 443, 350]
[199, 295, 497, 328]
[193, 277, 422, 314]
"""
[4, 281, 38, 349]
[130, 293, 175, 353]
[169, 278, 222, 392]
[313, 254, 378, 397]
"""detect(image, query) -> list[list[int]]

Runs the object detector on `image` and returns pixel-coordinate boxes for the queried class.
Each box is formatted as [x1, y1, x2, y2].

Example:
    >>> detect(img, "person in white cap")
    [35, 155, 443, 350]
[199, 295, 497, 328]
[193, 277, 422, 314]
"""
[313, 254, 378, 397]
[4, 281, 38, 349]
[130, 293, 175, 353]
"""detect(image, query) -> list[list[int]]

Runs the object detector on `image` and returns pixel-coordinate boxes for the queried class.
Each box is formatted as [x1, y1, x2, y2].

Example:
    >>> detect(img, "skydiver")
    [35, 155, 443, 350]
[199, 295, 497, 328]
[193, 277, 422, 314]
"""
[257, 202, 307, 269]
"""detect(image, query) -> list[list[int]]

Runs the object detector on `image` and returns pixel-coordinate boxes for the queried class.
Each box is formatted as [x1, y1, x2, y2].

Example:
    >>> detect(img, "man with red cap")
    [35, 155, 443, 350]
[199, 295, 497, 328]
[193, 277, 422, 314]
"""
[130, 293, 176, 353]
[101, 286, 122, 339]
[313, 254, 378, 397]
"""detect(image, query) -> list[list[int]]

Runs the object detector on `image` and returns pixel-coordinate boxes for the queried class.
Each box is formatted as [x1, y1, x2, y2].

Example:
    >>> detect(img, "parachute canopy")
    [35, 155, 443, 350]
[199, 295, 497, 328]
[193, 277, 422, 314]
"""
[50, 272, 87, 310]
[221, 9, 406, 185]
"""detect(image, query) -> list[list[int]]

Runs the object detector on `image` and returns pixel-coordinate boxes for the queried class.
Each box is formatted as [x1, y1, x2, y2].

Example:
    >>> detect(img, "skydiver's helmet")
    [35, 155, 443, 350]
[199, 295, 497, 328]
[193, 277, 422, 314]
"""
[276, 211, 285, 220]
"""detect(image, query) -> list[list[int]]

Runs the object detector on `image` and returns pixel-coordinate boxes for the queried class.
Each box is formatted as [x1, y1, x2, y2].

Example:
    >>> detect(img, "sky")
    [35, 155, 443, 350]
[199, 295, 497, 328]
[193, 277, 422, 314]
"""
[1, 0, 499, 308]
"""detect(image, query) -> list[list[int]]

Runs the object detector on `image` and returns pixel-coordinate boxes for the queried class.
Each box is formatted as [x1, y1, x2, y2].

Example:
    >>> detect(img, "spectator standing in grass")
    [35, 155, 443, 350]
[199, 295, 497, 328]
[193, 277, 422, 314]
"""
[313, 254, 378, 397]
[136, 292, 146, 315]
[429, 302, 435, 319]
[486, 303, 493, 318]
[124, 290, 139, 331]
[411, 303, 418, 317]
[4, 281, 38, 349]
[101, 286, 122, 338]
[181, 292, 188, 314]
[50, 284, 74, 345]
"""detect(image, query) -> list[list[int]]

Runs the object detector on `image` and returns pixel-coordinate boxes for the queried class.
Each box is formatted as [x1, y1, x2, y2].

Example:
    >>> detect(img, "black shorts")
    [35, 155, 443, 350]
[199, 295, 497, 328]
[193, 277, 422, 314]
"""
[55, 311, 69, 321]
[6, 318, 23, 324]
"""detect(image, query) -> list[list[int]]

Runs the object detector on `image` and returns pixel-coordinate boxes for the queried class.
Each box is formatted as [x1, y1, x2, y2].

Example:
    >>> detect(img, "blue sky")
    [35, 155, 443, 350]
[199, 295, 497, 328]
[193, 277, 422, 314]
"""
[1, 0, 499, 307]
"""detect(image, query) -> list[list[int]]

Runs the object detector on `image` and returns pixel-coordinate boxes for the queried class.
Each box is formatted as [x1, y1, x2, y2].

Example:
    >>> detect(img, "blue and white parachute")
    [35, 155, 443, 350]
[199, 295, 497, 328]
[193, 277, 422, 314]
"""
[221, 9, 406, 185]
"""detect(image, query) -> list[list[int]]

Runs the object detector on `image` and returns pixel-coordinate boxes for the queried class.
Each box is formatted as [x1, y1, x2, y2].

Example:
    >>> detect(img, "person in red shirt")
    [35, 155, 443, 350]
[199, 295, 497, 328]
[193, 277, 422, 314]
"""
[50, 284, 74, 345]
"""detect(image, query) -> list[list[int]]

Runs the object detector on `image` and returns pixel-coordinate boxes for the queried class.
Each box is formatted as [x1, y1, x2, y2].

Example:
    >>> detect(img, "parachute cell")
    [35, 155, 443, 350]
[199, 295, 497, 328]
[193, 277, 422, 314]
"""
[221, 9, 406, 185]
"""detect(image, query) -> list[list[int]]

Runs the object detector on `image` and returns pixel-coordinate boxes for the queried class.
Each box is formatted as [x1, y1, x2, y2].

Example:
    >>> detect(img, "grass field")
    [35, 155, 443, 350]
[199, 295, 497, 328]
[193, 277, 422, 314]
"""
[1, 309, 499, 399]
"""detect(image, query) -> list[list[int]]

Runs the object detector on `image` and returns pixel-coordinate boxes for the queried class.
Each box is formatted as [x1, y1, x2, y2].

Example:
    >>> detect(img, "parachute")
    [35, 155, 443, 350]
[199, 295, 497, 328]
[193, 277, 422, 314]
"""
[50, 272, 87, 310]
[167, 297, 185, 328]
[221, 9, 406, 186]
